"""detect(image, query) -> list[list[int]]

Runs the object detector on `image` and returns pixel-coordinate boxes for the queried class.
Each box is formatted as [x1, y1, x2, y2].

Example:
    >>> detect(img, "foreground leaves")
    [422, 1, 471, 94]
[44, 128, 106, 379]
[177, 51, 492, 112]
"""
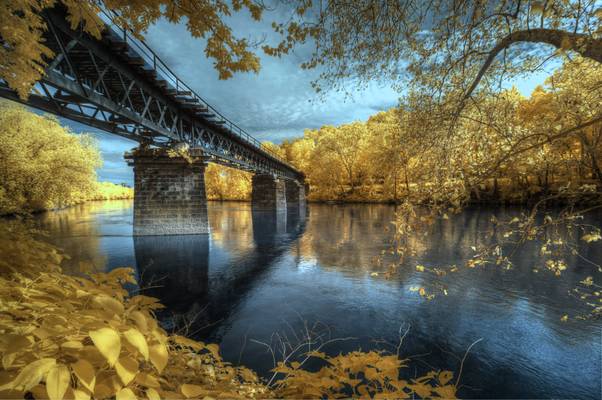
[0, 223, 268, 399]
[271, 351, 456, 399]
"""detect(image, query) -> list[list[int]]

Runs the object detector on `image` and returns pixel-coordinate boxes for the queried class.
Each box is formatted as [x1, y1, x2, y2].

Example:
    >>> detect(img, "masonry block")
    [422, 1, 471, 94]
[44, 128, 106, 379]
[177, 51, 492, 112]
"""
[284, 179, 307, 209]
[126, 148, 208, 235]
[251, 174, 287, 212]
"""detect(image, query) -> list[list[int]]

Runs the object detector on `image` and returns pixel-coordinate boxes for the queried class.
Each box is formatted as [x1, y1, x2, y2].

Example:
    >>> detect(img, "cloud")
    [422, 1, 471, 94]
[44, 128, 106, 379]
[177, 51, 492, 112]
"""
[142, 10, 400, 141]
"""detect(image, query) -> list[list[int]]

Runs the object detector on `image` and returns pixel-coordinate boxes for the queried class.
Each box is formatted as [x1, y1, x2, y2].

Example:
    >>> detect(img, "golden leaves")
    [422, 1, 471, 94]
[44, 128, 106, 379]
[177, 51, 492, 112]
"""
[582, 232, 601, 243]
[116, 387, 137, 400]
[92, 182, 134, 201]
[272, 350, 456, 399]
[205, 163, 252, 201]
[205, 343, 221, 359]
[0, 103, 103, 215]
[149, 343, 168, 374]
[46, 364, 70, 400]
[71, 388, 91, 400]
[71, 360, 96, 393]
[173, 335, 204, 351]
[145, 388, 161, 400]
[89, 328, 121, 367]
[181, 384, 207, 398]
[92, 295, 125, 316]
[0, 223, 461, 400]
[545, 259, 567, 276]
[410, 286, 436, 300]
[129, 311, 149, 333]
[438, 370, 454, 385]
[115, 356, 139, 386]
[123, 328, 149, 360]
[2, 0, 266, 100]
[0, 358, 56, 392]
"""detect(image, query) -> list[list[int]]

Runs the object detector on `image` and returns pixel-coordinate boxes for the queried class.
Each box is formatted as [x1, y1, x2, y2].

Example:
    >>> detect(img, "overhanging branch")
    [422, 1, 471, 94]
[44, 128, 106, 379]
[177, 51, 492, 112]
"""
[462, 29, 602, 104]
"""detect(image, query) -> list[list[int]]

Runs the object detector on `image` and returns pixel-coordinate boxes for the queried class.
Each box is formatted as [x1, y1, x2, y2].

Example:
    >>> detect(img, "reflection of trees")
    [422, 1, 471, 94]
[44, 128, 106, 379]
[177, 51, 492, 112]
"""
[34, 199, 133, 274]
[208, 202, 254, 254]
[299, 204, 397, 270]
[300, 204, 601, 324]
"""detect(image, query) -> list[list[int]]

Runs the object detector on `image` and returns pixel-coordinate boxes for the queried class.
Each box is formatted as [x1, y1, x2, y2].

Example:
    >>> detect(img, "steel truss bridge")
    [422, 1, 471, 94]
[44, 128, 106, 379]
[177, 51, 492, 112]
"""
[0, 7, 302, 180]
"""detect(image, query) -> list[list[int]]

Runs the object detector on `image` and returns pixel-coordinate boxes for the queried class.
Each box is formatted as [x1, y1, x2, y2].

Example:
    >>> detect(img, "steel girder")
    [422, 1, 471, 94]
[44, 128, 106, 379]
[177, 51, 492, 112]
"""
[0, 7, 302, 181]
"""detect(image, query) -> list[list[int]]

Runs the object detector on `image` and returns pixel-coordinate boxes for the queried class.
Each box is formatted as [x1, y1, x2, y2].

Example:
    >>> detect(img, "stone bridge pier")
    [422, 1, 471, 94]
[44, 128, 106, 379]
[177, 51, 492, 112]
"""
[251, 174, 307, 213]
[126, 149, 307, 236]
[126, 148, 209, 236]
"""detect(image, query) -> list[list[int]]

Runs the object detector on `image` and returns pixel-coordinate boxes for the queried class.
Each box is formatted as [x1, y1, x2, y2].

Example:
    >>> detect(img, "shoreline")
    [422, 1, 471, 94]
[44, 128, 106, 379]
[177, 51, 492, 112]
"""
[0, 196, 134, 217]
[3, 191, 599, 218]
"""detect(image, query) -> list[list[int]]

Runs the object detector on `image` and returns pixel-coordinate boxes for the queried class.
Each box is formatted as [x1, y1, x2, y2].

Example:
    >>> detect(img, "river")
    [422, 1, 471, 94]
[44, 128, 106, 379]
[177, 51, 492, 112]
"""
[33, 200, 601, 399]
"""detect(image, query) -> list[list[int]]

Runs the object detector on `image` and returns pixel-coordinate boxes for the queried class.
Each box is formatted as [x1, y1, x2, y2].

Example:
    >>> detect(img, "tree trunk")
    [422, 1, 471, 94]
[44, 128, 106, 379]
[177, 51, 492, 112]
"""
[578, 131, 602, 184]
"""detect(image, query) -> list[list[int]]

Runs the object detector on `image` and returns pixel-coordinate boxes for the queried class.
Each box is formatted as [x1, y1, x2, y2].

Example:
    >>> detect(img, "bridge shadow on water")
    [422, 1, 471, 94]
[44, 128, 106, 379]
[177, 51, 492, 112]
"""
[133, 207, 307, 338]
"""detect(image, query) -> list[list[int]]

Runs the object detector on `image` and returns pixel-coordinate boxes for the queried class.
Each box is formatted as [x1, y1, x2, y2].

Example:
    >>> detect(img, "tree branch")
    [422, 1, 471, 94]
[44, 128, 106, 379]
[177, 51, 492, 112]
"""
[462, 29, 602, 103]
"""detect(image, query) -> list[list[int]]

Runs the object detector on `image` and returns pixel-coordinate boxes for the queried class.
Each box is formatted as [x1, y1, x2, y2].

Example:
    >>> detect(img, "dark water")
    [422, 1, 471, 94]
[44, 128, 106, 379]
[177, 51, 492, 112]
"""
[34, 200, 601, 399]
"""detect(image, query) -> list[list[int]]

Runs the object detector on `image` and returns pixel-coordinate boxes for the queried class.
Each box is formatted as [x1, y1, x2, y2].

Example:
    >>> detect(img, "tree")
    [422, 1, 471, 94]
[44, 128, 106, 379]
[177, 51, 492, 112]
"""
[312, 122, 370, 196]
[365, 109, 421, 200]
[262, 141, 287, 160]
[204, 163, 252, 201]
[0, 101, 102, 214]
[1, 0, 264, 99]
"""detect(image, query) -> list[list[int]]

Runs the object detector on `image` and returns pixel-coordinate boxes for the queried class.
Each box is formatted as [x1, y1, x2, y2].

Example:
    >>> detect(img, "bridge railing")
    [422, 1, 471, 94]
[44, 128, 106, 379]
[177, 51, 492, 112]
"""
[97, 9, 297, 173]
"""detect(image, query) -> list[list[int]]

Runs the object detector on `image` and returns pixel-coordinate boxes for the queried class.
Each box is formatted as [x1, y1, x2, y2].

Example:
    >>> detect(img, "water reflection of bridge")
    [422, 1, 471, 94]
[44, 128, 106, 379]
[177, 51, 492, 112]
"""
[134, 207, 306, 336]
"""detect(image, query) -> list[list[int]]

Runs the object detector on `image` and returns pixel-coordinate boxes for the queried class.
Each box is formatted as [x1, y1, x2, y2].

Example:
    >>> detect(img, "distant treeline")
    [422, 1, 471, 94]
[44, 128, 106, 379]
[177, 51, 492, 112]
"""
[209, 58, 602, 205]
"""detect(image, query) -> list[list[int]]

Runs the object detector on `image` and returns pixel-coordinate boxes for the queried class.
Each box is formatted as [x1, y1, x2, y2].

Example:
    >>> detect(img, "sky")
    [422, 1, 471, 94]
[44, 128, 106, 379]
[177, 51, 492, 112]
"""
[48, 6, 555, 186]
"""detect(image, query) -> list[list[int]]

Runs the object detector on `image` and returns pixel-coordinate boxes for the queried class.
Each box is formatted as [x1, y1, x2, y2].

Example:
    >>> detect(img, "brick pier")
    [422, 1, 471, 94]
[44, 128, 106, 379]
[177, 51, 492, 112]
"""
[251, 174, 287, 212]
[284, 180, 307, 209]
[125, 148, 208, 235]
[125, 148, 307, 236]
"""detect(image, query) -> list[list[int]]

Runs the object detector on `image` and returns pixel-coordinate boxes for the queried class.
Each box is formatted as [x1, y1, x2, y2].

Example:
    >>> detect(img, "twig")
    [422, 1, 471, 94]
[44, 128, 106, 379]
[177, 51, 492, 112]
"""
[455, 338, 483, 386]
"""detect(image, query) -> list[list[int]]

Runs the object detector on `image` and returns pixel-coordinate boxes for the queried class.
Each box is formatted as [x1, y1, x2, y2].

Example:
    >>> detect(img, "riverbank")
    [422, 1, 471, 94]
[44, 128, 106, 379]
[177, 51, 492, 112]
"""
[0, 181, 133, 216]
[207, 180, 602, 207]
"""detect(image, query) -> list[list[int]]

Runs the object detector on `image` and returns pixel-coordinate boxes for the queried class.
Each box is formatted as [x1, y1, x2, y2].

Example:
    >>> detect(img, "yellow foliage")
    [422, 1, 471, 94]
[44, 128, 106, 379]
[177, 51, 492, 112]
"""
[90, 182, 134, 201]
[214, 58, 602, 207]
[0, 102, 133, 214]
[205, 163, 252, 201]
[0, 223, 268, 399]
[271, 350, 456, 399]
[0, 101, 102, 214]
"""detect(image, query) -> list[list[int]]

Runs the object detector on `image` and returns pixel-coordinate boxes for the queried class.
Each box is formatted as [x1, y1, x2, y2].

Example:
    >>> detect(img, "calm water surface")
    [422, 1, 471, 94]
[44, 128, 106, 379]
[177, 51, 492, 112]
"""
[34, 200, 601, 399]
